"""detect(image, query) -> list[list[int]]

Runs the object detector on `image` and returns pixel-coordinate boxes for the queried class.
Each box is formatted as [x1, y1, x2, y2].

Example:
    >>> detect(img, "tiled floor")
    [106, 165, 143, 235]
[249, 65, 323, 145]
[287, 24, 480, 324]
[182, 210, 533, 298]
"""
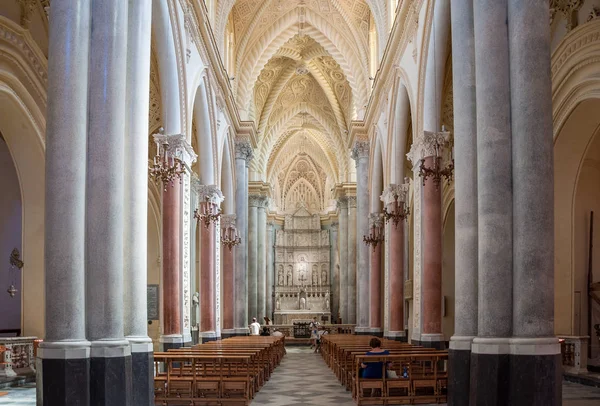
[1, 350, 600, 405]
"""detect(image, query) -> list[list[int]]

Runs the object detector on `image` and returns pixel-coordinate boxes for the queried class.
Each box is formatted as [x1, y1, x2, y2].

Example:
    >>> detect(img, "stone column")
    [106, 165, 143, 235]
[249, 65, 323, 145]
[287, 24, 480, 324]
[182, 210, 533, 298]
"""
[257, 198, 267, 321]
[508, 1, 560, 404]
[234, 140, 253, 335]
[471, 0, 514, 402]
[39, 0, 91, 403]
[448, 0, 478, 403]
[369, 213, 384, 335]
[123, 0, 153, 403]
[347, 196, 357, 324]
[336, 199, 348, 323]
[266, 222, 275, 319]
[85, 0, 131, 402]
[195, 185, 223, 342]
[221, 215, 237, 337]
[381, 184, 408, 341]
[352, 141, 370, 333]
[330, 222, 340, 323]
[247, 194, 260, 323]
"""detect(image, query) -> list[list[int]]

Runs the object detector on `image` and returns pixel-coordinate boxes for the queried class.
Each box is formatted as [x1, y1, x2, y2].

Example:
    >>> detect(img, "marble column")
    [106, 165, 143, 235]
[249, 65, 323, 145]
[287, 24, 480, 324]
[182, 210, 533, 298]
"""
[352, 141, 370, 333]
[369, 213, 384, 335]
[347, 196, 357, 324]
[234, 140, 253, 335]
[257, 197, 267, 321]
[508, 1, 560, 404]
[221, 215, 236, 336]
[85, 0, 131, 402]
[336, 199, 349, 323]
[381, 184, 408, 341]
[330, 222, 340, 323]
[448, 0, 478, 404]
[266, 222, 275, 319]
[471, 0, 514, 402]
[247, 194, 260, 323]
[39, 0, 91, 403]
[196, 185, 223, 342]
[123, 0, 153, 403]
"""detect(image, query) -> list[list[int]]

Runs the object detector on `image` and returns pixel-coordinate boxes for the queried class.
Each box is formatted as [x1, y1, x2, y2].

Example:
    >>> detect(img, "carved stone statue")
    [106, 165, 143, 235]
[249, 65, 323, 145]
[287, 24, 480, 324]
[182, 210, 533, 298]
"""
[326, 296, 330, 310]
[276, 297, 281, 310]
[312, 269, 318, 285]
[321, 269, 327, 284]
[278, 269, 284, 286]
[300, 297, 306, 310]
[287, 269, 293, 286]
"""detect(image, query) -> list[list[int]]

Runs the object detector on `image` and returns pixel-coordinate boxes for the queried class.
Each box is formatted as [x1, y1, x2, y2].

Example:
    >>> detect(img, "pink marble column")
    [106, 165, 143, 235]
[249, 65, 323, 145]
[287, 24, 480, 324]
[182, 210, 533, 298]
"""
[388, 219, 404, 334]
[200, 202, 216, 336]
[221, 216, 236, 332]
[369, 241, 382, 330]
[162, 183, 181, 338]
[422, 156, 442, 337]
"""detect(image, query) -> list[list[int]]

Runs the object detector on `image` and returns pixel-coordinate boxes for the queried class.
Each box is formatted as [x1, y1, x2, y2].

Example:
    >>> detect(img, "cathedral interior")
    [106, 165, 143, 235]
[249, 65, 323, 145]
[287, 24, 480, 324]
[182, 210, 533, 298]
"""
[1, 0, 600, 405]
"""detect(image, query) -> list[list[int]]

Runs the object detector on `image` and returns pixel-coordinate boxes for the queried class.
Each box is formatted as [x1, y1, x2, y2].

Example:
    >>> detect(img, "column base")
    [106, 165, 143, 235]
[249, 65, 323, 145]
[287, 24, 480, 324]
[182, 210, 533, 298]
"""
[90, 340, 132, 406]
[221, 329, 237, 339]
[159, 334, 184, 351]
[385, 331, 408, 342]
[233, 328, 250, 336]
[354, 327, 371, 335]
[448, 336, 475, 406]
[413, 333, 446, 349]
[37, 341, 91, 406]
[128, 338, 153, 406]
[366, 328, 383, 337]
[470, 338, 511, 406]
[200, 331, 219, 343]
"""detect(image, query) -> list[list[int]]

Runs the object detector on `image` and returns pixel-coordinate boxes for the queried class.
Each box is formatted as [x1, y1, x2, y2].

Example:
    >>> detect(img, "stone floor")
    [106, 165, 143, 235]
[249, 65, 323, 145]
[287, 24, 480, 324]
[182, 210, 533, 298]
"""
[1, 348, 600, 405]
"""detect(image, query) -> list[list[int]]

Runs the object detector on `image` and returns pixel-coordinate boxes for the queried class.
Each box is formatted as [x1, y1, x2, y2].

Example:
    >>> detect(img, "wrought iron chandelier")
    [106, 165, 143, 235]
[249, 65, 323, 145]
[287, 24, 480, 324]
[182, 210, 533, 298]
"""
[7, 248, 23, 298]
[194, 197, 222, 229]
[418, 127, 454, 189]
[382, 182, 410, 227]
[363, 214, 385, 249]
[221, 222, 241, 251]
[149, 128, 186, 190]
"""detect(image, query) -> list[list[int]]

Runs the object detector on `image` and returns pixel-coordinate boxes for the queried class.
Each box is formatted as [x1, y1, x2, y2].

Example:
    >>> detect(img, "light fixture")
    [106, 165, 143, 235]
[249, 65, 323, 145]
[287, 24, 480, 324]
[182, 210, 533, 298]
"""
[7, 248, 23, 298]
[381, 181, 410, 227]
[418, 127, 454, 189]
[149, 128, 186, 190]
[363, 214, 385, 249]
[194, 197, 222, 229]
[221, 215, 241, 251]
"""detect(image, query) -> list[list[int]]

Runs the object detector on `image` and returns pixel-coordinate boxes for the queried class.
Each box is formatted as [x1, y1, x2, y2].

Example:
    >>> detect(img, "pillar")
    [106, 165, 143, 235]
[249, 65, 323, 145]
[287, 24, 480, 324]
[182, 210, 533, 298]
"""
[448, 0, 478, 403]
[86, 0, 131, 402]
[221, 215, 236, 337]
[266, 222, 275, 319]
[234, 140, 253, 335]
[39, 0, 91, 403]
[347, 196, 357, 324]
[124, 0, 153, 403]
[247, 194, 260, 323]
[369, 213, 384, 336]
[508, 0, 560, 404]
[471, 0, 513, 402]
[257, 198, 267, 321]
[381, 184, 408, 341]
[336, 199, 348, 323]
[330, 222, 340, 323]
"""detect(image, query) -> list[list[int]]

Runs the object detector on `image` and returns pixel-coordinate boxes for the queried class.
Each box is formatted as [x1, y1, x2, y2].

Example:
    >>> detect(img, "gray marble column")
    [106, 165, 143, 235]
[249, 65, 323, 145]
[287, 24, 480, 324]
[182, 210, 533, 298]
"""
[508, 1, 560, 404]
[234, 140, 253, 334]
[86, 0, 131, 403]
[448, 0, 478, 404]
[336, 199, 349, 323]
[266, 222, 275, 319]
[257, 197, 267, 321]
[352, 141, 370, 332]
[123, 1, 153, 403]
[39, 0, 91, 403]
[347, 196, 357, 325]
[330, 222, 340, 323]
[471, 0, 513, 403]
[247, 194, 260, 323]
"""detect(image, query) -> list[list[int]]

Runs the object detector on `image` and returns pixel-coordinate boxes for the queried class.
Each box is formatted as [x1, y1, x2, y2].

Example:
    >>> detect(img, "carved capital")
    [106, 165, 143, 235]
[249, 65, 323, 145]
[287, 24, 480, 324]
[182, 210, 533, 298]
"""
[152, 130, 197, 167]
[351, 140, 370, 161]
[380, 182, 410, 206]
[192, 182, 224, 205]
[369, 213, 385, 228]
[336, 197, 348, 210]
[330, 222, 339, 233]
[235, 138, 254, 162]
[17, 0, 36, 28]
[248, 193, 266, 208]
[406, 130, 451, 166]
[221, 214, 237, 229]
[347, 196, 357, 208]
[550, 0, 583, 31]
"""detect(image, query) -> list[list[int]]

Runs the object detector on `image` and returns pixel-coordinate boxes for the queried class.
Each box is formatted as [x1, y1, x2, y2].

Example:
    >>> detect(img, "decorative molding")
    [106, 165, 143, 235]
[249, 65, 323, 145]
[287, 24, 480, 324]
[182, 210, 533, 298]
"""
[550, 0, 583, 31]
[588, 6, 600, 22]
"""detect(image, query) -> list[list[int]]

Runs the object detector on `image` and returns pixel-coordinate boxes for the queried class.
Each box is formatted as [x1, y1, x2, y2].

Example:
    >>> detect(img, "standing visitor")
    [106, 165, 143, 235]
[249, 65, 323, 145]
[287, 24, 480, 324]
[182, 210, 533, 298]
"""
[309, 317, 320, 348]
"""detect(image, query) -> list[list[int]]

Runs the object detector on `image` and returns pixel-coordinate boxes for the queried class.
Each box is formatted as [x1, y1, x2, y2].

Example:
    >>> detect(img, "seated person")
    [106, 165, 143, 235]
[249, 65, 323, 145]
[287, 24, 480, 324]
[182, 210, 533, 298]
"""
[272, 329, 284, 337]
[360, 337, 390, 379]
[260, 326, 270, 336]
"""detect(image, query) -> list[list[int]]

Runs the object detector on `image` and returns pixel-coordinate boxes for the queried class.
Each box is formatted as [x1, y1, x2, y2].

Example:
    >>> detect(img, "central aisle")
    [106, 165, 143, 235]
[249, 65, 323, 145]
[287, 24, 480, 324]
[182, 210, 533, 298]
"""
[252, 346, 356, 406]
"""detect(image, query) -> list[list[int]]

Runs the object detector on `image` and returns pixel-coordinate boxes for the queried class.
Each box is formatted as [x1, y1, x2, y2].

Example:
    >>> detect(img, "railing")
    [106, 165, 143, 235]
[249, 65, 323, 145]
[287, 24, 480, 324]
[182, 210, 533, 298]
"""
[0, 336, 37, 378]
[265, 324, 355, 338]
[559, 336, 589, 374]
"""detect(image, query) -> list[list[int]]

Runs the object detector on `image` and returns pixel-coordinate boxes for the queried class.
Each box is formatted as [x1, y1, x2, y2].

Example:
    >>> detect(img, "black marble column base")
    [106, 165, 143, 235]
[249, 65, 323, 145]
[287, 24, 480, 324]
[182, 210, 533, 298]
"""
[509, 353, 561, 406]
[354, 330, 372, 336]
[385, 334, 408, 342]
[160, 341, 184, 351]
[470, 352, 510, 405]
[90, 355, 132, 406]
[131, 351, 153, 406]
[40, 357, 90, 405]
[448, 349, 471, 406]
[202, 336, 219, 343]
[413, 340, 446, 350]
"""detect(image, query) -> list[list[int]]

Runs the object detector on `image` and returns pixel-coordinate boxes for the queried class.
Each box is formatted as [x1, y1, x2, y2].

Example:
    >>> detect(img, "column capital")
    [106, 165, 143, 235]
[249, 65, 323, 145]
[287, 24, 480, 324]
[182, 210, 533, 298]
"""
[221, 214, 237, 229]
[153, 130, 197, 167]
[235, 138, 254, 162]
[192, 182, 224, 205]
[351, 140, 370, 161]
[347, 196, 357, 208]
[380, 181, 410, 206]
[267, 221, 276, 230]
[248, 193, 267, 208]
[369, 212, 385, 228]
[336, 196, 348, 210]
[330, 222, 339, 232]
[406, 130, 451, 166]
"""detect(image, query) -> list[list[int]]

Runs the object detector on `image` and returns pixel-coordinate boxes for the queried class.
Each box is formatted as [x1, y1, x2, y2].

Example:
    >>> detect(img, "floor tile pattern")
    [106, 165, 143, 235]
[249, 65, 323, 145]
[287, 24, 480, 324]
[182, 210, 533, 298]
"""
[0, 350, 600, 405]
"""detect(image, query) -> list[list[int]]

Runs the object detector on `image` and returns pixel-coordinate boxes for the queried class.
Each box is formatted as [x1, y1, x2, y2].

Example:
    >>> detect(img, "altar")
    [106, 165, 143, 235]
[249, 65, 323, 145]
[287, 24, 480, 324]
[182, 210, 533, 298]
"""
[273, 206, 331, 324]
